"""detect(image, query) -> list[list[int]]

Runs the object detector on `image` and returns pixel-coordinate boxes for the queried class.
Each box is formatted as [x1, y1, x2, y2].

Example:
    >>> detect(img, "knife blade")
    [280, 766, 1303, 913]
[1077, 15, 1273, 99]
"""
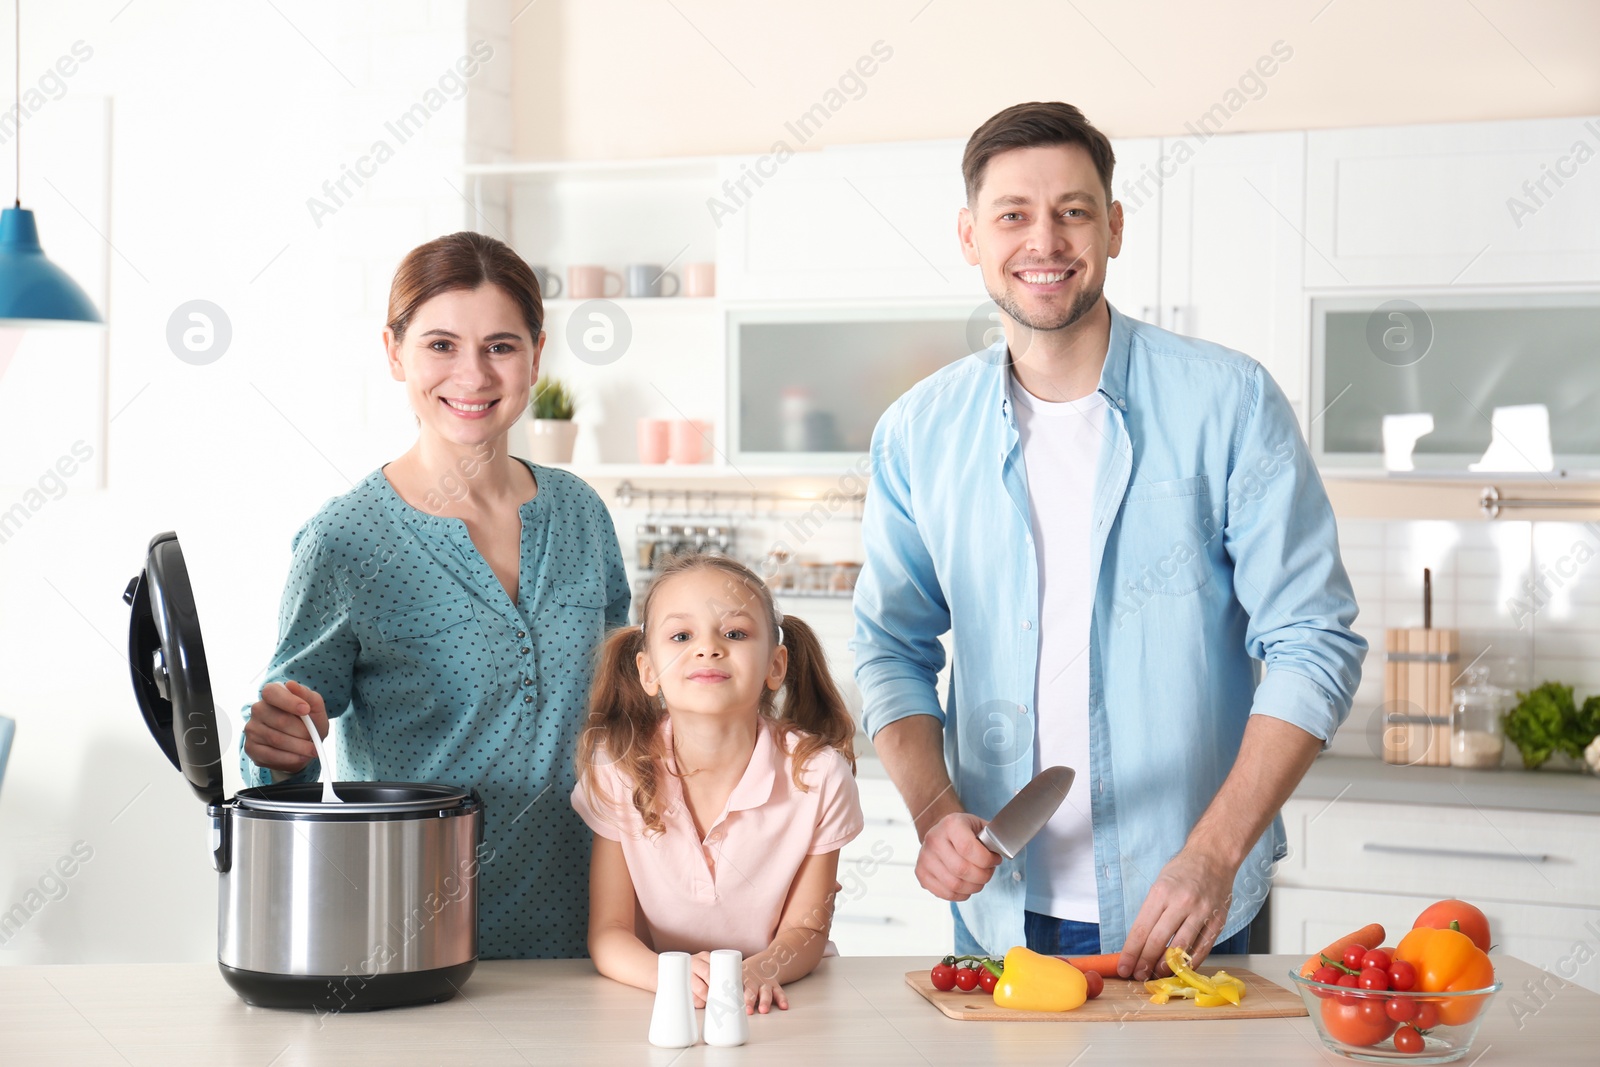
[977, 765, 1076, 860]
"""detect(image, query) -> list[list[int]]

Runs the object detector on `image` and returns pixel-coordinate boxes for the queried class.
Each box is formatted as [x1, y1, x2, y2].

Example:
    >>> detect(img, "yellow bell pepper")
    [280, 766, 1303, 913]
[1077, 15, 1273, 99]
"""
[1163, 946, 1217, 994]
[992, 946, 1088, 1013]
[1145, 948, 1249, 1007]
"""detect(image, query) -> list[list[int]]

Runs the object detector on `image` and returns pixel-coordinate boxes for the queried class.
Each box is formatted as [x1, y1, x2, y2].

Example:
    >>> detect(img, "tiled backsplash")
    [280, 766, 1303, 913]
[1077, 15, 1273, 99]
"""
[1333, 517, 1600, 758]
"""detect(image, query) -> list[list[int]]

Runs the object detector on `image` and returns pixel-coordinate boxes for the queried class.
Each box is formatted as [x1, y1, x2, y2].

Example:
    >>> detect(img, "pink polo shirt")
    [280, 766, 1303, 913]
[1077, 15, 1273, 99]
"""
[571, 715, 863, 957]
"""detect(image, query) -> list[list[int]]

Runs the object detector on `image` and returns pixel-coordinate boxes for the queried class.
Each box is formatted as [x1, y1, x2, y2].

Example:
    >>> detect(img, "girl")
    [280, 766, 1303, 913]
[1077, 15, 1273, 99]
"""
[572, 553, 862, 1014]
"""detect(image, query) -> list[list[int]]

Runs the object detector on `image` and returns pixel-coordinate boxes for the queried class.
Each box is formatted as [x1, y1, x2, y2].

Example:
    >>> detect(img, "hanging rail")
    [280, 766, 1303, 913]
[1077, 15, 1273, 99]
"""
[1480, 486, 1600, 519]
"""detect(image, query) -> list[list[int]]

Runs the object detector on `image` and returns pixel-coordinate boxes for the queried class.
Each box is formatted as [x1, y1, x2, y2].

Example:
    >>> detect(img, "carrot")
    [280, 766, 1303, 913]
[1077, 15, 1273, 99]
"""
[1299, 923, 1386, 978]
[1065, 953, 1126, 979]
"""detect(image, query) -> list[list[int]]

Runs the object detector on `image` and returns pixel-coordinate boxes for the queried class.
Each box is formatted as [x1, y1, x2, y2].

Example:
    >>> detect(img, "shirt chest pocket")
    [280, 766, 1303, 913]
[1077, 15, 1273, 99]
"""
[536, 576, 609, 666]
[374, 595, 497, 685]
[1116, 476, 1216, 597]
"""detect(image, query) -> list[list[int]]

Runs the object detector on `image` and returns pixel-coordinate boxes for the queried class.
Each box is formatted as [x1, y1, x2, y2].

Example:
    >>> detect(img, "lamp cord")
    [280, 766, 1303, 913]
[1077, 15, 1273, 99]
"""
[14, 0, 19, 208]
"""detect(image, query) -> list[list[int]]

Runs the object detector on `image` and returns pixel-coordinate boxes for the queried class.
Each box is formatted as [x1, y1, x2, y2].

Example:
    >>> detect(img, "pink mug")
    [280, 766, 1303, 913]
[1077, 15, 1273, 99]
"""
[669, 419, 711, 464]
[637, 418, 671, 464]
[682, 263, 716, 298]
[568, 265, 622, 299]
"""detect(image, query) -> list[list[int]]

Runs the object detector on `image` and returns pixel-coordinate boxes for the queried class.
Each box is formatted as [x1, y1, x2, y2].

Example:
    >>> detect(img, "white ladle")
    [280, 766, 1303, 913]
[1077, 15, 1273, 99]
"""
[302, 715, 342, 803]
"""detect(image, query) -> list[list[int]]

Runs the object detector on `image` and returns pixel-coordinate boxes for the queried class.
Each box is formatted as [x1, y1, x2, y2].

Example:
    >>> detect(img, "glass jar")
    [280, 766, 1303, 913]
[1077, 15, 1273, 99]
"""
[635, 523, 659, 570]
[1451, 665, 1508, 769]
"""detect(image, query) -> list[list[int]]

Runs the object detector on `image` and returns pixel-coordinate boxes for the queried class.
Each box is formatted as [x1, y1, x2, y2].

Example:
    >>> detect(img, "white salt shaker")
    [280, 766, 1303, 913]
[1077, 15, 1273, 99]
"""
[648, 951, 699, 1048]
[703, 949, 749, 1047]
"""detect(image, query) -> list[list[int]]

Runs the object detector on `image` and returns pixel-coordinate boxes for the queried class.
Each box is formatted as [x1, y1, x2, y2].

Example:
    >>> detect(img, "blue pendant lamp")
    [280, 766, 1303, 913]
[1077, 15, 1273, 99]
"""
[0, 1, 101, 325]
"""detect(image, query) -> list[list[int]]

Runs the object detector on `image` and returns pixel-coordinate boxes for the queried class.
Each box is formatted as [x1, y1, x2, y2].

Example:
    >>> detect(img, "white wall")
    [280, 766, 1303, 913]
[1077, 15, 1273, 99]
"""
[510, 0, 1600, 160]
[0, 0, 510, 964]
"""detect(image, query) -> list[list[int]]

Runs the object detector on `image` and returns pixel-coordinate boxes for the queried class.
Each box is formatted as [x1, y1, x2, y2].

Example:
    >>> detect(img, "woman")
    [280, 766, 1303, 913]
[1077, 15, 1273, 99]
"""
[239, 232, 629, 959]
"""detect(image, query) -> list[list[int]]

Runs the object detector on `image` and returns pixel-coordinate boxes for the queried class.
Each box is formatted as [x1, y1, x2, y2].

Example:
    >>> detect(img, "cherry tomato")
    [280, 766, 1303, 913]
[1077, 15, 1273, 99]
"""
[1343, 944, 1370, 971]
[1321, 995, 1398, 1048]
[977, 966, 999, 995]
[1336, 972, 1361, 1004]
[1413, 1000, 1440, 1030]
[1385, 996, 1419, 1022]
[1311, 965, 1342, 997]
[1360, 949, 1392, 973]
[1083, 970, 1104, 1001]
[1359, 966, 1390, 991]
[954, 966, 979, 992]
[1394, 1025, 1425, 1053]
[1413, 900, 1492, 953]
[1387, 960, 1417, 993]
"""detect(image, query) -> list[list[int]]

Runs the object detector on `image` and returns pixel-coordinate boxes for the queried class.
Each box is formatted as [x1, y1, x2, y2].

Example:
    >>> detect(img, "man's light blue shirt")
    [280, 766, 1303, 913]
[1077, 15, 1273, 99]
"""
[851, 302, 1366, 955]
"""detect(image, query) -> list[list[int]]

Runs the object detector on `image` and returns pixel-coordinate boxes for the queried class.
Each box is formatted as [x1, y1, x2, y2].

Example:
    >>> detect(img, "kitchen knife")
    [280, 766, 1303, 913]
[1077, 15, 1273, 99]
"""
[977, 765, 1076, 859]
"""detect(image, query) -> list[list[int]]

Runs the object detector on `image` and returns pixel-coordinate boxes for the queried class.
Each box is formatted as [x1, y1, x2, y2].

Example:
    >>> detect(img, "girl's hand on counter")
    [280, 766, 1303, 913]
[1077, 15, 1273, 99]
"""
[243, 680, 331, 772]
[743, 972, 789, 1014]
[689, 951, 712, 1008]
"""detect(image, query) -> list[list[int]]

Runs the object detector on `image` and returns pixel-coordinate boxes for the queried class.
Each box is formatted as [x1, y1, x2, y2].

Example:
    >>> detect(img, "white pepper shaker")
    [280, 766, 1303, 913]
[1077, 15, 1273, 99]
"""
[648, 951, 698, 1048]
[703, 949, 749, 1047]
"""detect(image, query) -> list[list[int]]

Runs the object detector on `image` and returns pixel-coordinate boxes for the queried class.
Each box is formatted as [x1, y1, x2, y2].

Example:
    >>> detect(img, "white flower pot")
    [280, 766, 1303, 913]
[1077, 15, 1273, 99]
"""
[525, 420, 578, 465]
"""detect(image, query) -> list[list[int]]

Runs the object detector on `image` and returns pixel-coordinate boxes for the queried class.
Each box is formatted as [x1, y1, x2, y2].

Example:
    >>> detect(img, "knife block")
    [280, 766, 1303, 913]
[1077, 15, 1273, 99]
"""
[1383, 628, 1458, 766]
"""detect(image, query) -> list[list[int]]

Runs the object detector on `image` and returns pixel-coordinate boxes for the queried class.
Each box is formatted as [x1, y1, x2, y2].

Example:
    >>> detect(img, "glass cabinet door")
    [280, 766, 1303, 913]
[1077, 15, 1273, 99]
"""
[729, 305, 981, 464]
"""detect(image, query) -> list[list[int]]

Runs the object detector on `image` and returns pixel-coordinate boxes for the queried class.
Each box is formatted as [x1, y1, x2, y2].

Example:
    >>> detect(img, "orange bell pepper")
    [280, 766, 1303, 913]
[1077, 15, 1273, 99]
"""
[1394, 926, 1495, 1026]
[992, 946, 1088, 1013]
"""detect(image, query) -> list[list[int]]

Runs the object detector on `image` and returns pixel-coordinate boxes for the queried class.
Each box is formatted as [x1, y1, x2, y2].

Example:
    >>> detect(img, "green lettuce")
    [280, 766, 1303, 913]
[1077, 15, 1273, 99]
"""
[1502, 682, 1600, 768]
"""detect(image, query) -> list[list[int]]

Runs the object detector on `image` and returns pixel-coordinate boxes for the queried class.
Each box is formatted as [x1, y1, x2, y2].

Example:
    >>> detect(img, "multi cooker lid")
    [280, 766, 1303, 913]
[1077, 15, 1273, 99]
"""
[124, 531, 225, 806]
[234, 782, 476, 815]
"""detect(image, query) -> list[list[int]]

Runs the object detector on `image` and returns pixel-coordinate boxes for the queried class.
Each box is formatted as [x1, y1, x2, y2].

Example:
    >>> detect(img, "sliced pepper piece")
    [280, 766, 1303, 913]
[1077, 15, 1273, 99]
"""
[1194, 992, 1233, 1008]
[1163, 946, 1217, 995]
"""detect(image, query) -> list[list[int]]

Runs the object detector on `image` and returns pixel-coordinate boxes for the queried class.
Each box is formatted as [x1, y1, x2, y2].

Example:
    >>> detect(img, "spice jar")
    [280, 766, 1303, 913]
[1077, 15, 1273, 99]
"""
[1451, 665, 1508, 769]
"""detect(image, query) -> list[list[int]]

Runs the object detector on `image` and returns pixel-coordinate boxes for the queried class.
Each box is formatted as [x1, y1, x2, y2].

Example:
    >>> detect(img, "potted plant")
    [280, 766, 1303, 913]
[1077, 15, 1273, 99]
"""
[526, 377, 578, 465]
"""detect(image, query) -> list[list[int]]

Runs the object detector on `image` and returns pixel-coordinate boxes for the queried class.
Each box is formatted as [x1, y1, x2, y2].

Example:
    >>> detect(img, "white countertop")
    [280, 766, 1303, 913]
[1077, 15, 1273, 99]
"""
[1, 953, 1587, 1065]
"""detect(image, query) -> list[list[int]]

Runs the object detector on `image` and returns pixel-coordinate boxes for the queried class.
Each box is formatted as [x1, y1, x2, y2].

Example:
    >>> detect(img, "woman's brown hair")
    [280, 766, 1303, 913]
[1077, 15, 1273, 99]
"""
[386, 231, 544, 342]
[576, 553, 857, 836]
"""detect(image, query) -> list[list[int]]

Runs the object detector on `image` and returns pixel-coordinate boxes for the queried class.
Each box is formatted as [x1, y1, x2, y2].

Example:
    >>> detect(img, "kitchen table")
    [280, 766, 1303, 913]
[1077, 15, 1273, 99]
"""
[0, 954, 1589, 1065]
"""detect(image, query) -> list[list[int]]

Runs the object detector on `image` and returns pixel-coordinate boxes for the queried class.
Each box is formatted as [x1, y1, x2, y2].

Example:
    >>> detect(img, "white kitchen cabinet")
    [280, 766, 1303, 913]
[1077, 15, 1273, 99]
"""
[1103, 137, 1163, 326]
[1303, 116, 1600, 288]
[715, 141, 982, 302]
[832, 776, 954, 956]
[1158, 130, 1308, 412]
[1271, 798, 1600, 993]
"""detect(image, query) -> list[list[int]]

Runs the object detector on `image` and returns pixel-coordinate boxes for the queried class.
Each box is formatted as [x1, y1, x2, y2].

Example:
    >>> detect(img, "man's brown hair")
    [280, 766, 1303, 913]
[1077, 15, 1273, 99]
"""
[962, 101, 1116, 207]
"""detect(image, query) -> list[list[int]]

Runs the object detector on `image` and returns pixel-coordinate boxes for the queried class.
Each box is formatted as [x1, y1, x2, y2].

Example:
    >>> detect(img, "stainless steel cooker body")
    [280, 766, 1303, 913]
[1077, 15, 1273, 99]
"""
[210, 783, 483, 1011]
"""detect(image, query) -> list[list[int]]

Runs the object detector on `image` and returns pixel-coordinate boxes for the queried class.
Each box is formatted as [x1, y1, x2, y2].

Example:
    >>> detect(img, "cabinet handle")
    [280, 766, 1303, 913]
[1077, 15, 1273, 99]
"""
[1140, 305, 1157, 324]
[833, 914, 898, 925]
[1362, 842, 1549, 864]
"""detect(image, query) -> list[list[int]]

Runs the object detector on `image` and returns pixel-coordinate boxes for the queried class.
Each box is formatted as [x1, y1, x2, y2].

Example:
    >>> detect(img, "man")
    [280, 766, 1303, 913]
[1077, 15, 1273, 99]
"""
[851, 102, 1365, 981]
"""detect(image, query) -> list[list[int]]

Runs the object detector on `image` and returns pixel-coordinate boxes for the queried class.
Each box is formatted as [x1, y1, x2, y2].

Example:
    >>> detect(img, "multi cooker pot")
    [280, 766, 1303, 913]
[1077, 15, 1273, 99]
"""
[124, 531, 483, 1011]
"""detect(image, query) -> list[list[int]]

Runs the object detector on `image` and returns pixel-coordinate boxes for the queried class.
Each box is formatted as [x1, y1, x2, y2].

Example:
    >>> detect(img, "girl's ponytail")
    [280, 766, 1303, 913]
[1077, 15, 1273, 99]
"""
[774, 614, 857, 782]
[576, 624, 671, 835]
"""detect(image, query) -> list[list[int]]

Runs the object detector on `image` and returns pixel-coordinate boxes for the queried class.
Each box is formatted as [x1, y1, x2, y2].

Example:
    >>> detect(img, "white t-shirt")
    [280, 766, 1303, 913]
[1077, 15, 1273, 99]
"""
[1012, 373, 1107, 923]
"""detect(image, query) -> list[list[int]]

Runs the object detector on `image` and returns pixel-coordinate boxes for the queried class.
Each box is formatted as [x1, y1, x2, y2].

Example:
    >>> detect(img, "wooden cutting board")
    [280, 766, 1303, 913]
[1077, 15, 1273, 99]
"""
[905, 967, 1307, 1022]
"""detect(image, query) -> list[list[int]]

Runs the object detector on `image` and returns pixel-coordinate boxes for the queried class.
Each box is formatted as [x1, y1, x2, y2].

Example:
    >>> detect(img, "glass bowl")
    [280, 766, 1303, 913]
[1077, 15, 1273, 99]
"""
[1288, 970, 1502, 1064]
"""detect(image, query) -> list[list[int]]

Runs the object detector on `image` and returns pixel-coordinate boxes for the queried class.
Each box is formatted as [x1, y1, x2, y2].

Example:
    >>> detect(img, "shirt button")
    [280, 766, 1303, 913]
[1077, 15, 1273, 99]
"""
[1019, 704, 1029, 716]
[524, 695, 534, 704]
[1021, 620, 1031, 630]
[1098, 778, 1105, 794]
[522, 677, 533, 687]
[1103, 865, 1112, 879]
[1012, 870, 1023, 882]
[521, 646, 531, 655]
[1117, 397, 1127, 409]
[516, 630, 527, 639]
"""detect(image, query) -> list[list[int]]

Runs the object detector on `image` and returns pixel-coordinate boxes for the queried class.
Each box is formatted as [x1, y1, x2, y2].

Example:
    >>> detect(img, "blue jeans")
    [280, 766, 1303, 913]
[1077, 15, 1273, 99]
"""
[953, 903, 1252, 959]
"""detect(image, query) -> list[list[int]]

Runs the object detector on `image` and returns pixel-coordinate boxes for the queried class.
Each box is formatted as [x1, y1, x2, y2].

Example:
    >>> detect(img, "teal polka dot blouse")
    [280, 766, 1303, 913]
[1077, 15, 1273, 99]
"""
[238, 460, 630, 959]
